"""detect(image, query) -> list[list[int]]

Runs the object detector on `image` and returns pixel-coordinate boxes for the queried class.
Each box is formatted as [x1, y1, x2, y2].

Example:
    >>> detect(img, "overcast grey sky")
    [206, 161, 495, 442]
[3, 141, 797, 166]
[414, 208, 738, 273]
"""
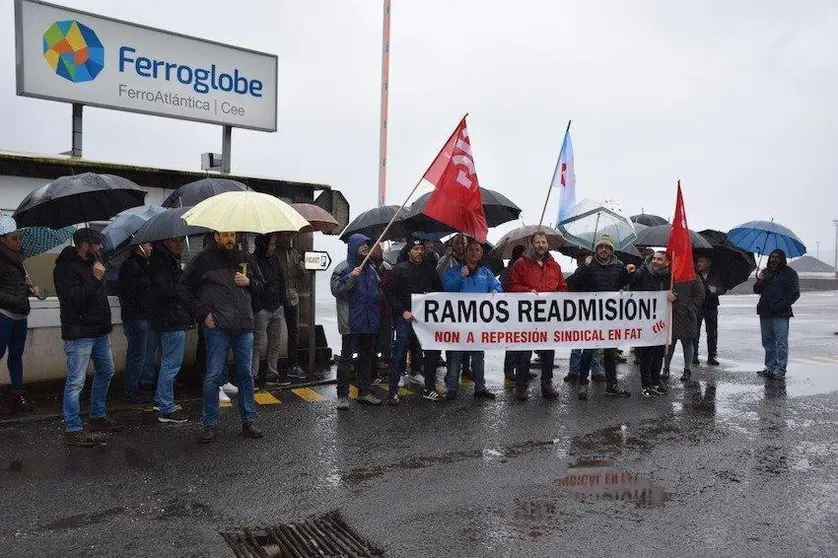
[2, 0, 837, 263]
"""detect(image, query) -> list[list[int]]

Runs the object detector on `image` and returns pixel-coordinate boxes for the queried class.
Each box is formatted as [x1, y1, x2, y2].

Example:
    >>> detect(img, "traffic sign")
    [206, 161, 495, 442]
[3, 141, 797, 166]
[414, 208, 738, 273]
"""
[303, 251, 332, 271]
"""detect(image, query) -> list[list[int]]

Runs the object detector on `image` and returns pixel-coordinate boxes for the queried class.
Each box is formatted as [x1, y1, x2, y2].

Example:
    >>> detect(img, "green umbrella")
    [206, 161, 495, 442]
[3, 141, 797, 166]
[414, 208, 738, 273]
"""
[19, 226, 75, 260]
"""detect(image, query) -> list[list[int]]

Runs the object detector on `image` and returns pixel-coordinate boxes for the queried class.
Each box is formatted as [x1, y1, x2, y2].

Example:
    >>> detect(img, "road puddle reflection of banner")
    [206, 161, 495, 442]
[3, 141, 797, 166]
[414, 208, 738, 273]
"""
[556, 467, 667, 508]
[412, 291, 670, 351]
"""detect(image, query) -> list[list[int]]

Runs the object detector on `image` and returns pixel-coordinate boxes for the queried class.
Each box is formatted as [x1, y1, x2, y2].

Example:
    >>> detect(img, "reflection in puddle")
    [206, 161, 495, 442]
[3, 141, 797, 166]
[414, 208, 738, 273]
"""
[556, 467, 668, 508]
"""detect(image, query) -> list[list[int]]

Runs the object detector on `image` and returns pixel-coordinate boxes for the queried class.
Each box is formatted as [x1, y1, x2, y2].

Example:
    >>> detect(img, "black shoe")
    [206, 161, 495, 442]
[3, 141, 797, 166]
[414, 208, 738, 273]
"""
[422, 389, 443, 402]
[88, 416, 123, 432]
[199, 426, 217, 444]
[707, 357, 720, 366]
[527, 371, 538, 381]
[757, 368, 771, 377]
[563, 373, 578, 383]
[641, 388, 654, 398]
[516, 388, 529, 402]
[474, 389, 496, 400]
[591, 373, 607, 383]
[120, 390, 150, 404]
[10, 393, 35, 413]
[541, 385, 559, 400]
[387, 394, 399, 406]
[577, 384, 588, 401]
[445, 391, 457, 401]
[691, 358, 700, 365]
[615, 356, 628, 364]
[265, 372, 291, 387]
[65, 431, 97, 448]
[605, 385, 631, 398]
[158, 411, 189, 424]
[651, 384, 668, 395]
[680, 369, 691, 382]
[661, 369, 670, 380]
[241, 422, 263, 439]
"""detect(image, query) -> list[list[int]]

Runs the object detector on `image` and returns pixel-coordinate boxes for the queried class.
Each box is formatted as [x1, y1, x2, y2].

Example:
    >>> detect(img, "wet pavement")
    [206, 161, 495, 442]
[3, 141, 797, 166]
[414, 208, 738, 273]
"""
[1, 291, 837, 557]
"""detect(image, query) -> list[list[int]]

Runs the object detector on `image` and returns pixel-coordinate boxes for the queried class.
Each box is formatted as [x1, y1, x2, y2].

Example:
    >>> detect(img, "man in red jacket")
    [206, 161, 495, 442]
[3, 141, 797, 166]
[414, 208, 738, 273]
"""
[507, 231, 567, 401]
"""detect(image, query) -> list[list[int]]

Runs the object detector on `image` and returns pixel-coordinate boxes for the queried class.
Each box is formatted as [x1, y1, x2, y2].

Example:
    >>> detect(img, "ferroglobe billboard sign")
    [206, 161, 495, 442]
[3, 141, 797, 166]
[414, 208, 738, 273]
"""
[15, 0, 278, 132]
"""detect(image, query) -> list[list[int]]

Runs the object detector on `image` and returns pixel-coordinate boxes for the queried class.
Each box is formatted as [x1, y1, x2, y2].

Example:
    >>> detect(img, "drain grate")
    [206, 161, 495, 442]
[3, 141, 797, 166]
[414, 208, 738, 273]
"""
[221, 511, 382, 557]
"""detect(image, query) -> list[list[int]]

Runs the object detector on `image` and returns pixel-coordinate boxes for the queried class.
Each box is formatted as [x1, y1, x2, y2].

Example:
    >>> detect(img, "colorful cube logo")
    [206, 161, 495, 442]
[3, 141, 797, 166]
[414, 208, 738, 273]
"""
[42, 20, 104, 83]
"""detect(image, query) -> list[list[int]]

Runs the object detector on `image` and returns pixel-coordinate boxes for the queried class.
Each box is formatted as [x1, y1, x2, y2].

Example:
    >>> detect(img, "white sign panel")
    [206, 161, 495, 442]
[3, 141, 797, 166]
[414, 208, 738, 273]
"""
[411, 291, 671, 351]
[303, 251, 332, 271]
[15, 0, 278, 131]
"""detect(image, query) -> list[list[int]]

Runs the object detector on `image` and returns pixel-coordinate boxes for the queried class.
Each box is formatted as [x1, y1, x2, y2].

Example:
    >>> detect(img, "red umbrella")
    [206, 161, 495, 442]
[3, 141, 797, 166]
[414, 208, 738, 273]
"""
[291, 203, 339, 234]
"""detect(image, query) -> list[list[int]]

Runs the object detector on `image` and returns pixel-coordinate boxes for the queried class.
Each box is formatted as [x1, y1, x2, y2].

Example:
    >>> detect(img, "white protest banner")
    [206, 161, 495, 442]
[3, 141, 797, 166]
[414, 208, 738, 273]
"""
[411, 291, 670, 351]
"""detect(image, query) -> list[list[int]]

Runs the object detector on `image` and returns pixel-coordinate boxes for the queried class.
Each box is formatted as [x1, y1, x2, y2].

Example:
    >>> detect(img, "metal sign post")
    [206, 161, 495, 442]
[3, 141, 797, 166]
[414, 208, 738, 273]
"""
[71, 103, 83, 158]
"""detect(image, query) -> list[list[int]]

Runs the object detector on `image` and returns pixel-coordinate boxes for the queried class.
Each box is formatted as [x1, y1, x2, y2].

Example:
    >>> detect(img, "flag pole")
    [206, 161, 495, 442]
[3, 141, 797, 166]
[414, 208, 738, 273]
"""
[538, 119, 572, 226]
[358, 114, 468, 270]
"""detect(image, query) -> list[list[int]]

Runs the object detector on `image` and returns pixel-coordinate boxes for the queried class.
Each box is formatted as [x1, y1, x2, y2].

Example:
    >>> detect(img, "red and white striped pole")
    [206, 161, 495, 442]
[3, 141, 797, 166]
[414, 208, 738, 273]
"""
[377, 0, 392, 207]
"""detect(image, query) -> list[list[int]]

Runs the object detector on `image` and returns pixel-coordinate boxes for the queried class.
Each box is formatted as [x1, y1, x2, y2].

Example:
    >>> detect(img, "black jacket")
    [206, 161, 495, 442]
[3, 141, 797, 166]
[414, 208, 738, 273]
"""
[696, 267, 727, 309]
[386, 258, 442, 316]
[177, 244, 265, 333]
[117, 251, 151, 321]
[54, 247, 112, 340]
[251, 236, 288, 313]
[0, 250, 30, 317]
[148, 243, 195, 332]
[571, 256, 631, 292]
[754, 259, 800, 318]
[629, 261, 671, 292]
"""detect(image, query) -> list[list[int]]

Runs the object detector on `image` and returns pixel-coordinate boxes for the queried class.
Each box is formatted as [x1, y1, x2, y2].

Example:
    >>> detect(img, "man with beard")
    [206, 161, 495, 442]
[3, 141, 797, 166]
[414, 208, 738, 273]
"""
[386, 238, 444, 405]
[507, 231, 567, 402]
[178, 231, 265, 444]
[630, 251, 676, 398]
[571, 235, 632, 399]
[692, 255, 726, 366]
[442, 238, 501, 400]
[148, 236, 194, 424]
[754, 249, 800, 380]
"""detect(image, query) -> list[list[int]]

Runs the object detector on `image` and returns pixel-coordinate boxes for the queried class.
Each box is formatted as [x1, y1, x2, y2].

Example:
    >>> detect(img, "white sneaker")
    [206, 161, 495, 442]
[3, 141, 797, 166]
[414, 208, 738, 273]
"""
[219, 387, 231, 403]
[221, 382, 239, 395]
[409, 373, 425, 387]
[398, 374, 407, 388]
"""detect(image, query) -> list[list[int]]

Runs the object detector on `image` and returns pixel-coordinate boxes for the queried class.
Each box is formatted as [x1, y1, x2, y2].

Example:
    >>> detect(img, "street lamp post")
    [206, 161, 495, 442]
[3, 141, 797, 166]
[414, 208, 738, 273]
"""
[833, 219, 838, 279]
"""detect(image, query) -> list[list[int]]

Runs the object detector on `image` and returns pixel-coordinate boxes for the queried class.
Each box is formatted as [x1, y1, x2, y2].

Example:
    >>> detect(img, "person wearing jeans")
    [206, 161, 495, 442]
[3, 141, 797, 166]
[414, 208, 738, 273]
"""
[0, 216, 43, 415]
[333, 234, 383, 409]
[442, 238, 500, 400]
[754, 249, 800, 379]
[148, 236, 194, 423]
[54, 228, 122, 447]
[178, 230, 265, 443]
[251, 234, 289, 386]
[118, 243, 155, 403]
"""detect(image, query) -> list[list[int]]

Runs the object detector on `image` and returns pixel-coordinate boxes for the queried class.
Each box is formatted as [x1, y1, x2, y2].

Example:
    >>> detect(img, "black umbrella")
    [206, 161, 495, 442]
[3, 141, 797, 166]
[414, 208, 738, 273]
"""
[13, 173, 147, 228]
[394, 187, 522, 240]
[630, 213, 668, 227]
[161, 177, 248, 208]
[339, 205, 407, 242]
[130, 207, 210, 245]
[634, 224, 712, 249]
[696, 229, 757, 289]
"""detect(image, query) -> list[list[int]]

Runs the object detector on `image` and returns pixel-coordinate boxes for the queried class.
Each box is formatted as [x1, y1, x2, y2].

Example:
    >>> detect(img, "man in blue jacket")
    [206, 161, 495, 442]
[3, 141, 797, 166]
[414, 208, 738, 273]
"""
[754, 249, 800, 380]
[334, 234, 383, 410]
[442, 238, 501, 400]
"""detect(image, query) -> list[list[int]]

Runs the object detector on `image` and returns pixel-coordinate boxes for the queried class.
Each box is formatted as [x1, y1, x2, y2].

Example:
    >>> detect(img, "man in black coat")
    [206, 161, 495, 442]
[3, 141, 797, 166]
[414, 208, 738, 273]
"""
[148, 236, 194, 424]
[178, 231, 265, 444]
[385, 238, 443, 405]
[692, 255, 727, 366]
[250, 233, 289, 387]
[54, 228, 122, 447]
[754, 249, 800, 380]
[117, 242, 155, 403]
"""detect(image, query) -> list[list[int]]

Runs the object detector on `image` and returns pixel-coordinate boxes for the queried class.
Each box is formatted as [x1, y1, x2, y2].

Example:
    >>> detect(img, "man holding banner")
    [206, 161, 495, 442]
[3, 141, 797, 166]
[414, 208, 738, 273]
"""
[507, 231, 568, 401]
[442, 238, 501, 400]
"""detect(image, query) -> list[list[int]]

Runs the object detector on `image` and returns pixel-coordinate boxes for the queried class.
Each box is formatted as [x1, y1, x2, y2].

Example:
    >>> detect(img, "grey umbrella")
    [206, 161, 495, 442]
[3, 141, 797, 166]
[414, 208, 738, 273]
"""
[161, 178, 249, 208]
[130, 207, 210, 245]
[634, 224, 712, 249]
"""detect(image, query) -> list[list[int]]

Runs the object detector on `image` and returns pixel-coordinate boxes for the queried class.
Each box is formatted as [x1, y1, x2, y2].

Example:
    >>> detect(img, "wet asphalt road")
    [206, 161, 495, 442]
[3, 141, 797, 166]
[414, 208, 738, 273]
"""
[0, 292, 837, 557]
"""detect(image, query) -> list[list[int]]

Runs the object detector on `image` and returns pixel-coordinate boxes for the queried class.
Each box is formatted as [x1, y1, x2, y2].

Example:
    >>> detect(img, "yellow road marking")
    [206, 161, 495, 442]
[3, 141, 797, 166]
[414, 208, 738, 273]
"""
[254, 391, 281, 405]
[460, 379, 475, 388]
[794, 358, 834, 365]
[349, 384, 359, 399]
[220, 400, 233, 408]
[292, 387, 327, 402]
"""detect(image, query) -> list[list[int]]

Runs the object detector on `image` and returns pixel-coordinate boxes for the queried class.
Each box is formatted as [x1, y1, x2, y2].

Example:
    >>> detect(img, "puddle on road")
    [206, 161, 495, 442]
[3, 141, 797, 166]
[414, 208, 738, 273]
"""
[556, 467, 668, 508]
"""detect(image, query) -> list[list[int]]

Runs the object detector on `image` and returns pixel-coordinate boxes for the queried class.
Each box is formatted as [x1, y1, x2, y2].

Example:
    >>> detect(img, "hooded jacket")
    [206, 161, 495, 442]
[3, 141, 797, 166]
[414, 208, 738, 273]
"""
[0, 246, 30, 318]
[177, 243, 264, 333]
[54, 246, 112, 340]
[336, 234, 381, 334]
[507, 251, 567, 293]
[387, 251, 443, 316]
[754, 249, 800, 318]
[443, 262, 502, 293]
[117, 250, 151, 322]
[251, 235, 288, 313]
[147, 242, 194, 332]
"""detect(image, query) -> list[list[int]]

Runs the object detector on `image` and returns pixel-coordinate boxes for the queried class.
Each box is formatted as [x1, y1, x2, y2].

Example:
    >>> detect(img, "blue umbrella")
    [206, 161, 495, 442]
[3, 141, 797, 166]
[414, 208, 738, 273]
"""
[19, 225, 75, 259]
[726, 220, 806, 259]
[102, 205, 167, 252]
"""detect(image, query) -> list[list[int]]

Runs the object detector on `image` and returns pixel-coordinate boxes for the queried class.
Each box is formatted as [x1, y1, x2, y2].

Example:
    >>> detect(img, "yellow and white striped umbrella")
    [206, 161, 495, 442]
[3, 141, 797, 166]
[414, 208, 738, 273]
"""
[181, 191, 309, 234]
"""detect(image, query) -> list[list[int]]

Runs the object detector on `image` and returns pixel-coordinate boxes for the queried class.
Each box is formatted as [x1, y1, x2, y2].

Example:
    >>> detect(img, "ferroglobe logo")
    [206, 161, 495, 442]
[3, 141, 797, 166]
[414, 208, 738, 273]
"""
[42, 20, 104, 83]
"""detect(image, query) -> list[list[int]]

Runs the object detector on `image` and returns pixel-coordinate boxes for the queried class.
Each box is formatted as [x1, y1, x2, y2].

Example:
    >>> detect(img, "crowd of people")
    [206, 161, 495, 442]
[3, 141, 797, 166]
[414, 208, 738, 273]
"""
[0, 217, 801, 447]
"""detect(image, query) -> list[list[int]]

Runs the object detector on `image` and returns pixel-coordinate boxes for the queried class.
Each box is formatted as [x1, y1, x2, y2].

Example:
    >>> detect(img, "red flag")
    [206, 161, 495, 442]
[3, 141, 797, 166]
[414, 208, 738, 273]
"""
[667, 181, 696, 283]
[421, 116, 488, 242]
